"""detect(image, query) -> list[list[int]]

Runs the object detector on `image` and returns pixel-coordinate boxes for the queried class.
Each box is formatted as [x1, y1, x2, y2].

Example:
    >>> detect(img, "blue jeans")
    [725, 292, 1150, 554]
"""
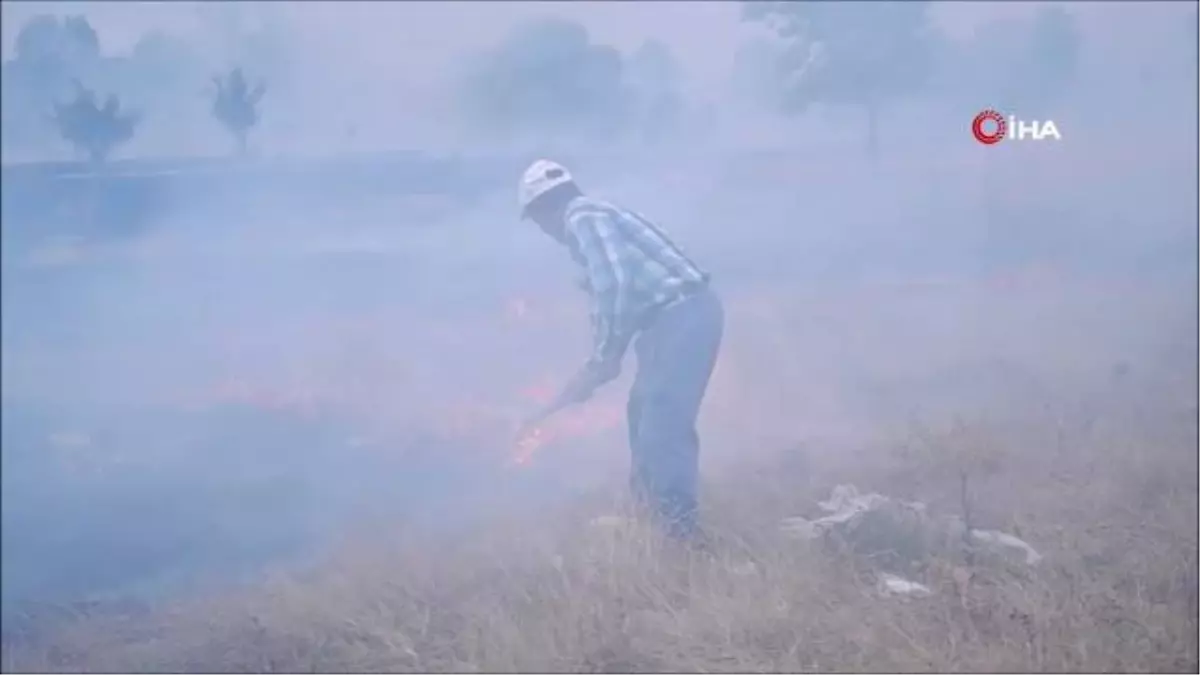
[627, 285, 724, 538]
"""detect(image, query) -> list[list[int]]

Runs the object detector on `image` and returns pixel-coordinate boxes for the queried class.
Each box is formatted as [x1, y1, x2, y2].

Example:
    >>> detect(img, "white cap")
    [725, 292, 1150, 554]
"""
[518, 159, 573, 217]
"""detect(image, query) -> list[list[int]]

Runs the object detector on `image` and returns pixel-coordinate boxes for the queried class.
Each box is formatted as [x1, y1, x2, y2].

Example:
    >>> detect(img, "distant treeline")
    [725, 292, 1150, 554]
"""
[0, 149, 692, 243]
[0, 153, 526, 242]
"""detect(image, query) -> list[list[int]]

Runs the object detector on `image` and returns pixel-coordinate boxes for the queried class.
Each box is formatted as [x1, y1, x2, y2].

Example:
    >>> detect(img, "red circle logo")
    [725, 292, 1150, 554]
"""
[972, 110, 1006, 145]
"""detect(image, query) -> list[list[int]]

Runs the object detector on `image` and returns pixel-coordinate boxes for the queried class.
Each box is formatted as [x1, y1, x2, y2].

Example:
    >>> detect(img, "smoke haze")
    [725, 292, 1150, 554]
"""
[0, 0, 1195, 639]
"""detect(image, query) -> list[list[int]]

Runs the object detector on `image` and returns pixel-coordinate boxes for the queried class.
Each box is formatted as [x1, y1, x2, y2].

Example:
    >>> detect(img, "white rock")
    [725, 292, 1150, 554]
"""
[970, 529, 1043, 566]
[779, 483, 1044, 574]
[877, 573, 933, 597]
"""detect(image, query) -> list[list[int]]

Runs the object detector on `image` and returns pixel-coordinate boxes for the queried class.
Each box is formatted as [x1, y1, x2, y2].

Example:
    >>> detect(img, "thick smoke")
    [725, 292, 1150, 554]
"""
[0, 0, 1195, 621]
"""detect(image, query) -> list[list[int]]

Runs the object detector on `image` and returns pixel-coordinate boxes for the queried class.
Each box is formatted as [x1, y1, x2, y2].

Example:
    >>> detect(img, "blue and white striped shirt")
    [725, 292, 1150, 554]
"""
[562, 195, 709, 367]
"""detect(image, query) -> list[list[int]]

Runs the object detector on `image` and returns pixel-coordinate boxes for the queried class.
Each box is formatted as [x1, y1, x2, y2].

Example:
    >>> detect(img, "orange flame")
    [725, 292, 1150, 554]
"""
[511, 400, 622, 467]
[519, 378, 557, 405]
[513, 426, 545, 466]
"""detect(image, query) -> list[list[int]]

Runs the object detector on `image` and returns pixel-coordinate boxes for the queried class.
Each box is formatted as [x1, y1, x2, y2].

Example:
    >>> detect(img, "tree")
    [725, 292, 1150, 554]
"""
[457, 18, 633, 143]
[211, 67, 267, 155]
[7, 14, 103, 111]
[14, 14, 100, 69]
[946, 7, 1080, 112]
[741, 1, 937, 158]
[50, 81, 139, 164]
[194, 3, 292, 87]
[3, 14, 113, 160]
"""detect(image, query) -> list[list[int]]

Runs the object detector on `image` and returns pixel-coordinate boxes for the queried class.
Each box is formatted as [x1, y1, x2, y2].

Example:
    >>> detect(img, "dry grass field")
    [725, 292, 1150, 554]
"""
[2, 271, 1195, 674]
[0, 2, 1194, 666]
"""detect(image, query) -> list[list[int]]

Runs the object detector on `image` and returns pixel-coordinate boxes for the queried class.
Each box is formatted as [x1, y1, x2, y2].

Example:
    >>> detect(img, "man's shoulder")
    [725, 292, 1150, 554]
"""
[565, 195, 624, 222]
[563, 197, 617, 246]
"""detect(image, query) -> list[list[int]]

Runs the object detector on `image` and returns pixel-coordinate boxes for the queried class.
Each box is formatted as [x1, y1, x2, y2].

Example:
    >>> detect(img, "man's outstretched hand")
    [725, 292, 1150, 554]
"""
[516, 358, 620, 436]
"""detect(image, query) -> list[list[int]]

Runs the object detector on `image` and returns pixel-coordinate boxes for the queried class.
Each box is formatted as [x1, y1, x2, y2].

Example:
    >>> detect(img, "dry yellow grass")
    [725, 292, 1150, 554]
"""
[2, 274, 1196, 674]
[3, 367, 1196, 673]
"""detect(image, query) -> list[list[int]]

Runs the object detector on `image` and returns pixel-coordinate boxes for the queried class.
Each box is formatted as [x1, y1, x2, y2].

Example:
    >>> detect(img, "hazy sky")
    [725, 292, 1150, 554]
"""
[2, 1, 1193, 155]
[2, 1, 1191, 90]
[0, 1, 1063, 93]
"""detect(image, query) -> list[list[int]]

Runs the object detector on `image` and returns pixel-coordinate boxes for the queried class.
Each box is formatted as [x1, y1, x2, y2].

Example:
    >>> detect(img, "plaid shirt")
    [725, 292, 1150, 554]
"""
[563, 195, 709, 367]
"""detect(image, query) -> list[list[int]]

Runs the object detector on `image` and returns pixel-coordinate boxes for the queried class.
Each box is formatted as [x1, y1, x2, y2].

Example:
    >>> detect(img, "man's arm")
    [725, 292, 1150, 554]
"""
[574, 210, 635, 366]
[553, 209, 638, 405]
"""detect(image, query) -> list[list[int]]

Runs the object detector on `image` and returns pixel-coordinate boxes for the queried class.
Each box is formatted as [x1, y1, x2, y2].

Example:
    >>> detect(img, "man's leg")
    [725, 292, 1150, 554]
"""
[629, 288, 724, 538]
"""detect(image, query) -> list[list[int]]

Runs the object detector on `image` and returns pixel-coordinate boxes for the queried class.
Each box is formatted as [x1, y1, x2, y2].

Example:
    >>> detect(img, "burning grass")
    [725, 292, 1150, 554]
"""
[3, 369, 1196, 673]
[2, 277, 1196, 673]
